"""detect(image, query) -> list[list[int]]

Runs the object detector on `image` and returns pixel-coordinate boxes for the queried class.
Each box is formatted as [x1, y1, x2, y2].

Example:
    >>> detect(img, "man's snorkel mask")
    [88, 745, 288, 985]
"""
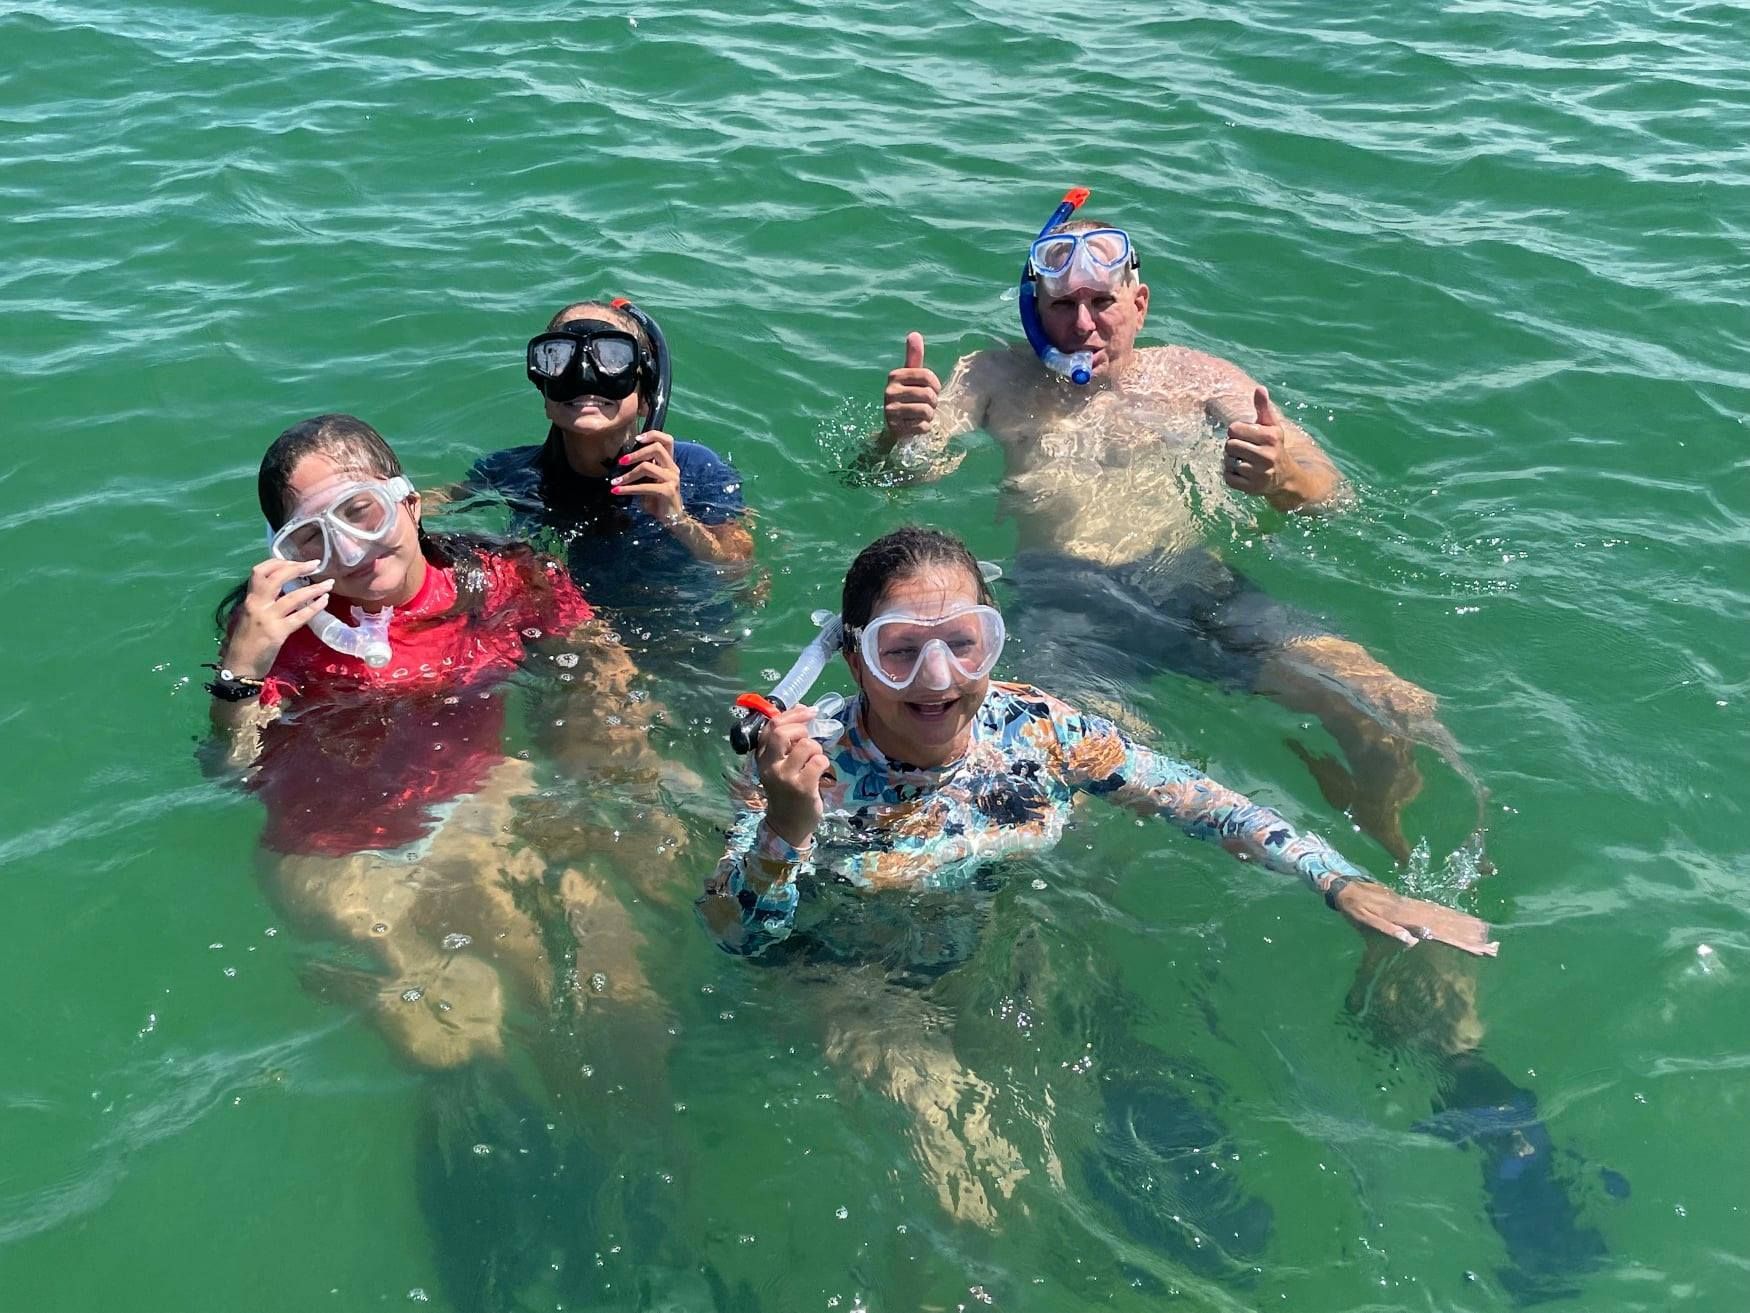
[525, 297, 672, 434]
[1017, 187, 1139, 386]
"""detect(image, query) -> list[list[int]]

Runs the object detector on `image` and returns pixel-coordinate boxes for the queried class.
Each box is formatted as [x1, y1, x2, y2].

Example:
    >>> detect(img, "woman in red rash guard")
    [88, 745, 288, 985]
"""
[209, 413, 670, 1069]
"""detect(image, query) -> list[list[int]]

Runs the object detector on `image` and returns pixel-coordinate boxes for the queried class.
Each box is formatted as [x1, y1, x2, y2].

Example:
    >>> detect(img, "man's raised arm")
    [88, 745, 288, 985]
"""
[1205, 367, 1351, 514]
[868, 332, 990, 484]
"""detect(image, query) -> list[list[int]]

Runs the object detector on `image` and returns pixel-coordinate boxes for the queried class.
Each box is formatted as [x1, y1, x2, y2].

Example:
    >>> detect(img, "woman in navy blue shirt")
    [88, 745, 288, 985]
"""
[462, 299, 754, 620]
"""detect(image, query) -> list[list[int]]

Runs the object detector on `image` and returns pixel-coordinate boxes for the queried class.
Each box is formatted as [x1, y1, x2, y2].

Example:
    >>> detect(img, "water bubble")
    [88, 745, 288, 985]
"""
[401, 987, 424, 1003]
[371, 922, 390, 936]
[580, 1064, 595, 1078]
[834, 1205, 849, 1220]
[263, 927, 278, 937]
[209, 942, 224, 950]
[737, 1234, 756, 1245]
[1674, 1203, 1687, 1217]
[970, 1286, 994, 1305]
[441, 932, 473, 951]
[408, 1289, 430, 1303]
[589, 972, 609, 994]
[555, 652, 579, 668]
[223, 967, 237, 978]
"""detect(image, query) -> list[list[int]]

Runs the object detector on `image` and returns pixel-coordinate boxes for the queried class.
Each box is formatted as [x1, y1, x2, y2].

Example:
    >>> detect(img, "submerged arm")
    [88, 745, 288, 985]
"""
[1059, 711, 1364, 890]
[669, 512, 755, 565]
[696, 771, 815, 956]
[1052, 701, 1498, 954]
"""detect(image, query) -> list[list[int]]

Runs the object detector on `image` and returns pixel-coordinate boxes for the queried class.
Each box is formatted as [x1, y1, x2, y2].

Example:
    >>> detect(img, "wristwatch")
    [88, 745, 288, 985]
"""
[205, 667, 266, 702]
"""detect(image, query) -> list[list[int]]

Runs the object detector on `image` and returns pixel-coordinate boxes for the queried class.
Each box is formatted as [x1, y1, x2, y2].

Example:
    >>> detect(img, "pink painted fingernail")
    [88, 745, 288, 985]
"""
[618, 454, 632, 465]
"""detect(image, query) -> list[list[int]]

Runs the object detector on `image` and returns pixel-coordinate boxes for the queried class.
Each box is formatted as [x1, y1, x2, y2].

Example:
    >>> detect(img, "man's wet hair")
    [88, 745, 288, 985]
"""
[841, 525, 996, 638]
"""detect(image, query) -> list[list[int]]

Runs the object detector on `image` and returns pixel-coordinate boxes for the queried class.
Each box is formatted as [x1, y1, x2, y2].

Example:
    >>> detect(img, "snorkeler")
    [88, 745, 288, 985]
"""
[209, 413, 674, 1069]
[209, 413, 699, 1310]
[699, 526, 1490, 1224]
[869, 189, 1480, 865]
[702, 527, 1609, 1294]
[455, 299, 754, 626]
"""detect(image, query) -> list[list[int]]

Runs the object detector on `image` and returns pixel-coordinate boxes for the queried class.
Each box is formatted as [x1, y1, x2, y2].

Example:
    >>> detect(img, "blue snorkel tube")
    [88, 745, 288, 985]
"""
[1019, 186, 1094, 386]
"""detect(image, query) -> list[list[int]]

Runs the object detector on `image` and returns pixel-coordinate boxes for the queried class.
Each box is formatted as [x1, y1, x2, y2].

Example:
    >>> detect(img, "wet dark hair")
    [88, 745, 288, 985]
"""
[546, 299, 644, 345]
[841, 526, 995, 642]
[214, 412, 560, 634]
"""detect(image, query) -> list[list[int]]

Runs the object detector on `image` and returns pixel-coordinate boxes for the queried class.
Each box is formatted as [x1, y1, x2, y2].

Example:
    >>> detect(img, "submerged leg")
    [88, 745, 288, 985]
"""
[820, 971, 1028, 1230]
[1421, 1052, 1610, 1303]
[266, 759, 559, 1069]
[416, 1061, 598, 1313]
[1346, 939, 1613, 1302]
[1256, 633, 1485, 865]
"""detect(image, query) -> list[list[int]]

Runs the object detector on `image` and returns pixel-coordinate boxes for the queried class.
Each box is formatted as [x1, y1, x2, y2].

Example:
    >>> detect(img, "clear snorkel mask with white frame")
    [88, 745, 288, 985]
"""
[269, 475, 415, 575]
[265, 474, 414, 669]
[849, 600, 1006, 693]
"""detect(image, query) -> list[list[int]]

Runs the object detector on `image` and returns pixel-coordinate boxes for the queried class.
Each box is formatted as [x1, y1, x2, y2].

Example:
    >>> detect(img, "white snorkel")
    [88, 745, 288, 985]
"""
[306, 594, 394, 668]
[730, 610, 847, 754]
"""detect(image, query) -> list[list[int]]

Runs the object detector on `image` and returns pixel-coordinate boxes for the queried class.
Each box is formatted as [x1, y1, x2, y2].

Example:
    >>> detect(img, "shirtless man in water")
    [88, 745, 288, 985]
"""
[870, 214, 1478, 863]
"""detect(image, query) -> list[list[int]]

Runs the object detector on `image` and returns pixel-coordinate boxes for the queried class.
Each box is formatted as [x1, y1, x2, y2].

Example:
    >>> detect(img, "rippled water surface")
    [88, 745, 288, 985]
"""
[2, 1, 1747, 1309]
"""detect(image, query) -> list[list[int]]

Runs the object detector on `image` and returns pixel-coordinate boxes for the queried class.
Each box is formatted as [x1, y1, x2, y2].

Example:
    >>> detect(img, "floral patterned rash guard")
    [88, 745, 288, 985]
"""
[705, 681, 1368, 956]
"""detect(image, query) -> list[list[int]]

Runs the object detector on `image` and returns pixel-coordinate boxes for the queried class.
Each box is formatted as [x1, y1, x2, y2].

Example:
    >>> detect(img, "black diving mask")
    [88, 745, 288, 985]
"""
[526, 320, 645, 404]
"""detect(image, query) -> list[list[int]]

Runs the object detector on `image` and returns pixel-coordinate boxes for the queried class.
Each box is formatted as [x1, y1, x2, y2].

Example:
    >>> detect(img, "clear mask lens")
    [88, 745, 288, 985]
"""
[529, 338, 577, 378]
[589, 337, 637, 376]
[860, 605, 1005, 692]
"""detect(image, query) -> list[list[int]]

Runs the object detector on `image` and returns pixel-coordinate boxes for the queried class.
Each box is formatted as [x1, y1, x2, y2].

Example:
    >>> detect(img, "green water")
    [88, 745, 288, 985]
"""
[2, 0, 1747, 1308]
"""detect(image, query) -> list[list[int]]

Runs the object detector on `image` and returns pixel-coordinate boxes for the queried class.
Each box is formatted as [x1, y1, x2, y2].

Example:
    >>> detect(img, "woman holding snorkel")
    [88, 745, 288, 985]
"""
[455, 298, 754, 652]
[700, 526, 1606, 1297]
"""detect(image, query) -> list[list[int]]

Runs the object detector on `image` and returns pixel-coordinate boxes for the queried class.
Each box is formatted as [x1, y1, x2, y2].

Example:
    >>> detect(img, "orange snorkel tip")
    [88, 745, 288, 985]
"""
[735, 692, 784, 720]
[1063, 186, 1090, 208]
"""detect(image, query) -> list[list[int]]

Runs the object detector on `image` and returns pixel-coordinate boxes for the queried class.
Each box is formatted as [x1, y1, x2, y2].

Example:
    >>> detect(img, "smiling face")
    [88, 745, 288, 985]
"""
[282, 452, 425, 608]
[1037, 277, 1150, 380]
[543, 306, 648, 473]
[847, 562, 991, 767]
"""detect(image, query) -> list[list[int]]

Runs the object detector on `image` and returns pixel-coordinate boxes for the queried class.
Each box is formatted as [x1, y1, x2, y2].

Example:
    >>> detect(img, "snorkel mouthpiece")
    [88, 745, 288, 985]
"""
[1019, 186, 1096, 386]
[311, 603, 394, 669]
